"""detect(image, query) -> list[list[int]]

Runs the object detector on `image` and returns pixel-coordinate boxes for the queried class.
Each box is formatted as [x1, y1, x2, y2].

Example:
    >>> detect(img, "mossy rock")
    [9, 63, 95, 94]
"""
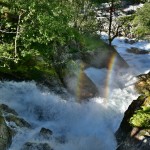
[135, 72, 150, 96]
[143, 96, 150, 106]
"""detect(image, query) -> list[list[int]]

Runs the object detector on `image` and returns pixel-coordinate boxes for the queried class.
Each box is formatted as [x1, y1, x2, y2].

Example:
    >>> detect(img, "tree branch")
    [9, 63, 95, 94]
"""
[14, 11, 24, 57]
[0, 29, 17, 34]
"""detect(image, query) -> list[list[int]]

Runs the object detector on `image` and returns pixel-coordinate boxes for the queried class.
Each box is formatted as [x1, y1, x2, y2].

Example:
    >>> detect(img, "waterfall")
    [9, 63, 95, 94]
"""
[1, 36, 149, 150]
[0, 69, 138, 150]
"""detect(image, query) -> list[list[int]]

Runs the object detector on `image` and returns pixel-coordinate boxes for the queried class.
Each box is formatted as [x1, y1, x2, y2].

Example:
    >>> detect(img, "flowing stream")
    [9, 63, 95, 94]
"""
[0, 37, 150, 150]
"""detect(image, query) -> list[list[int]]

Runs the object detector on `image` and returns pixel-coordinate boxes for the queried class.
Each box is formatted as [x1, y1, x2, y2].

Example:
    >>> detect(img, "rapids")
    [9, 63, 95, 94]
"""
[0, 37, 149, 150]
[0, 71, 137, 150]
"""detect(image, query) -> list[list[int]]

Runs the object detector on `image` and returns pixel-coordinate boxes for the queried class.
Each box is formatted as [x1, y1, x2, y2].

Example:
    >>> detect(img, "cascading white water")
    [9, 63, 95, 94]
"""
[0, 37, 149, 150]
[0, 69, 138, 150]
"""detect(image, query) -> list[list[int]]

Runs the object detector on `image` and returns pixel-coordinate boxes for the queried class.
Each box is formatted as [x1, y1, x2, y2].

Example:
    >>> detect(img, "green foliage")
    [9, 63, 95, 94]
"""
[130, 106, 150, 128]
[0, 1, 73, 79]
[0, 0, 102, 83]
[83, 35, 107, 51]
[132, 2, 150, 39]
[118, 14, 135, 37]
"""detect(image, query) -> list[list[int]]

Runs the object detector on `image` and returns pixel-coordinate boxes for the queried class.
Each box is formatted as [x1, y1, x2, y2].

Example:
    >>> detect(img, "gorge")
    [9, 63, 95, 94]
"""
[0, 36, 150, 150]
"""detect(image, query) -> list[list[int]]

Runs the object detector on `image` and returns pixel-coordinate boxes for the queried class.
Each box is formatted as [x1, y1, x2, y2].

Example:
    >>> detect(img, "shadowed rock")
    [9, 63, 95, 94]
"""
[21, 142, 52, 150]
[127, 47, 150, 54]
[5, 114, 31, 128]
[80, 44, 128, 69]
[0, 104, 18, 116]
[39, 127, 53, 139]
[0, 111, 12, 150]
[65, 69, 99, 101]
[65, 42, 128, 101]
[116, 72, 150, 150]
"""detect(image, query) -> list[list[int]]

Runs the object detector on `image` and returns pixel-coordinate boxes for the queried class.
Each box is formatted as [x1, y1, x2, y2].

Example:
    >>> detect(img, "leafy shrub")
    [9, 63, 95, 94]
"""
[130, 106, 150, 128]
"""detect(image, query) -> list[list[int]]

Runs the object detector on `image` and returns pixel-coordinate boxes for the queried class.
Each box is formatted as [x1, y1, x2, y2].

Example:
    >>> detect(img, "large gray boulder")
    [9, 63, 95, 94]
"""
[65, 42, 128, 101]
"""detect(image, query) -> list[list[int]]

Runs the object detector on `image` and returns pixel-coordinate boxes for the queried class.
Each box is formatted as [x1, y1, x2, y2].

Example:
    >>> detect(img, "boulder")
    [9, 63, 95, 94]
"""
[65, 68, 99, 101]
[124, 39, 137, 44]
[127, 47, 150, 54]
[5, 114, 31, 128]
[65, 42, 128, 101]
[0, 111, 12, 150]
[0, 104, 18, 116]
[0, 104, 31, 128]
[21, 142, 52, 150]
[135, 72, 150, 96]
[39, 127, 53, 139]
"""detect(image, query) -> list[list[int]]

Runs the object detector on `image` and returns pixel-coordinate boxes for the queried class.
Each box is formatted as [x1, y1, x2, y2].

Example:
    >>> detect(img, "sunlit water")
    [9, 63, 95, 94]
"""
[0, 37, 149, 150]
[0, 70, 138, 150]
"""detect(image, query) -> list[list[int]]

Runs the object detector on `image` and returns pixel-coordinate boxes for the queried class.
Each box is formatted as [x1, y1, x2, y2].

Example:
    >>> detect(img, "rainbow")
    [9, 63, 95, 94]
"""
[104, 53, 118, 101]
[75, 53, 118, 102]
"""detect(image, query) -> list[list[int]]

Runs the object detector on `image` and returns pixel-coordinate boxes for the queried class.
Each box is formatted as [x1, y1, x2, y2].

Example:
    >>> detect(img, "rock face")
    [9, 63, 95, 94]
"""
[115, 96, 146, 150]
[116, 72, 150, 150]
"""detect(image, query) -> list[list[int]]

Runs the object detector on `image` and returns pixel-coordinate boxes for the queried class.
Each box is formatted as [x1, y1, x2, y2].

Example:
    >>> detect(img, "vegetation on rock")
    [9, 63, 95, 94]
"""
[130, 72, 150, 128]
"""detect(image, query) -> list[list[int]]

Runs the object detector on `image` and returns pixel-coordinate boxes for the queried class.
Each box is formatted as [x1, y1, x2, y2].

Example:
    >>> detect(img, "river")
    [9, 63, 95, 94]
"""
[0, 37, 150, 150]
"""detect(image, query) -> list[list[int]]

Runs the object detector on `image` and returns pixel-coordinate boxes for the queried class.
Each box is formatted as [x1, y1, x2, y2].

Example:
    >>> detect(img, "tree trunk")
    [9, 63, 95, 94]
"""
[108, 0, 114, 46]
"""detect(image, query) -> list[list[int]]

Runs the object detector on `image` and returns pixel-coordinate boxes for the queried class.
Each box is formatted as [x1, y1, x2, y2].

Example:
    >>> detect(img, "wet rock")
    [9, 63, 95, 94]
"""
[124, 39, 136, 44]
[116, 127, 150, 150]
[0, 111, 12, 150]
[39, 127, 53, 138]
[0, 104, 18, 116]
[135, 72, 150, 96]
[127, 47, 150, 54]
[5, 114, 31, 128]
[21, 142, 52, 150]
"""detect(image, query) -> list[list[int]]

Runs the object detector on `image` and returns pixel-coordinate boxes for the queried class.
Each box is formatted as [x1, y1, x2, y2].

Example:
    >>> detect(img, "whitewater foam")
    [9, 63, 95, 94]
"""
[0, 71, 138, 150]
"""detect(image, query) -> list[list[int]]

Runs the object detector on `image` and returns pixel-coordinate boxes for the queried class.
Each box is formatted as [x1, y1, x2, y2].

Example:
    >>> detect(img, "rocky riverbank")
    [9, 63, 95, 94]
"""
[116, 72, 150, 150]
